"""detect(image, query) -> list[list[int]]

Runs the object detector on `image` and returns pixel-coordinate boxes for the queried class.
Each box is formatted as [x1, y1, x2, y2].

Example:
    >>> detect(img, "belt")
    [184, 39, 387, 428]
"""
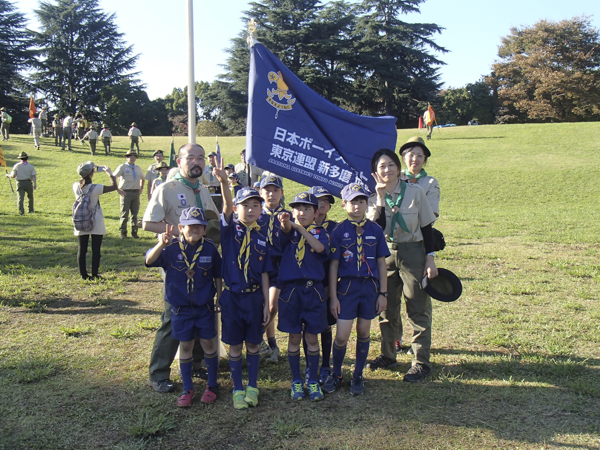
[388, 241, 423, 251]
[224, 283, 260, 293]
[288, 279, 319, 288]
[16, 179, 32, 182]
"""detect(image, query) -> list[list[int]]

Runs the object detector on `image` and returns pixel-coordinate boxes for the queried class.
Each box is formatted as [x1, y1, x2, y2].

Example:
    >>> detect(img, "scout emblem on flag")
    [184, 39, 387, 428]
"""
[267, 71, 296, 117]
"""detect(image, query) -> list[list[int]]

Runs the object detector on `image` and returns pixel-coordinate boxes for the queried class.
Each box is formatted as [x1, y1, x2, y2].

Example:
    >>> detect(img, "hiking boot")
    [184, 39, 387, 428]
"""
[147, 379, 175, 393]
[120, 233, 127, 239]
[259, 341, 272, 358]
[350, 376, 365, 396]
[318, 366, 331, 385]
[366, 355, 397, 371]
[177, 390, 194, 407]
[244, 386, 259, 407]
[200, 385, 218, 404]
[308, 382, 324, 401]
[322, 374, 342, 394]
[290, 381, 305, 401]
[403, 364, 431, 383]
[265, 347, 280, 363]
[131, 231, 139, 239]
[233, 390, 248, 410]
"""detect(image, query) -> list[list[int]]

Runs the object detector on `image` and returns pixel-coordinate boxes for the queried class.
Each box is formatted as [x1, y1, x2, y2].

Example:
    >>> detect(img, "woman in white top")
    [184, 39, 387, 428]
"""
[73, 161, 119, 280]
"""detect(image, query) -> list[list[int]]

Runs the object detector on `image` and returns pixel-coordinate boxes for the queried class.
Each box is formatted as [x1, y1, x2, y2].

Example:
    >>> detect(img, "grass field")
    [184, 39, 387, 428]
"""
[0, 123, 599, 450]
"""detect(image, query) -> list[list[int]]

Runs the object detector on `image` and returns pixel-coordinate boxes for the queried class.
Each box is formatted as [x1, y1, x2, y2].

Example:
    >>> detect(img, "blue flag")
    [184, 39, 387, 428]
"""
[246, 42, 397, 197]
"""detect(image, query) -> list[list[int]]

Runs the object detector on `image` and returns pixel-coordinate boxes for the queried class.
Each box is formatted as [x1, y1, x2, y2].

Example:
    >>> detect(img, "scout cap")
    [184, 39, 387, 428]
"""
[228, 172, 239, 180]
[131, 122, 137, 127]
[308, 186, 335, 204]
[0, 107, 5, 111]
[253, 181, 261, 189]
[399, 136, 431, 157]
[155, 161, 170, 170]
[179, 206, 207, 226]
[234, 187, 263, 205]
[102, 123, 108, 128]
[152, 149, 163, 156]
[208, 152, 217, 157]
[341, 183, 368, 202]
[17, 151, 28, 159]
[125, 150, 138, 157]
[422, 268, 462, 302]
[289, 192, 318, 208]
[260, 175, 283, 189]
[77, 161, 95, 178]
[225, 164, 235, 170]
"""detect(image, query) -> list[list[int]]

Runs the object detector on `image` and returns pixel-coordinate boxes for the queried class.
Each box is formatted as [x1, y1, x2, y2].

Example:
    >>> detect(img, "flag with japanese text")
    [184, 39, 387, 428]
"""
[246, 42, 397, 197]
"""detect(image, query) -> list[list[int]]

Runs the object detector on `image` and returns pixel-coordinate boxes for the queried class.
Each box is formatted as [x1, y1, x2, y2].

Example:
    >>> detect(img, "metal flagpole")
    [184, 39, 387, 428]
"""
[186, 0, 196, 144]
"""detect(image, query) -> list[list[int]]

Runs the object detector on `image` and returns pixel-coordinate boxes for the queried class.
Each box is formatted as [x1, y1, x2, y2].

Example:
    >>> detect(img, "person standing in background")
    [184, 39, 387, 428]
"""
[6, 152, 37, 215]
[128, 122, 143, 152]
[113, 150, 144, 239]
[62, 113, 73, 150]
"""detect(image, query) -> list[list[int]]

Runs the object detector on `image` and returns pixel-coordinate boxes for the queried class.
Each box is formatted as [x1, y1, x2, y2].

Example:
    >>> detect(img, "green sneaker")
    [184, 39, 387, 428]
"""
[233, 389, 248, 410]
[244, 386, 259, 407]
[308, 382, 324, 401]
[290, 381, 305, 401]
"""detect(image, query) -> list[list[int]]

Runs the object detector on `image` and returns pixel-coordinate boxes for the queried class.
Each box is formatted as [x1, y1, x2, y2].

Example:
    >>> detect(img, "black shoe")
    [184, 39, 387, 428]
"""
[131, 231, 139, 239]
[350, 376, 365, 396]
[366, 355, 397, 370]
[403, 364, 431, 383]
[120, 233, 126, 239]
[147, 379, 175, 393]
[322, 374, 342, 394]
[192, 368, 208, 380]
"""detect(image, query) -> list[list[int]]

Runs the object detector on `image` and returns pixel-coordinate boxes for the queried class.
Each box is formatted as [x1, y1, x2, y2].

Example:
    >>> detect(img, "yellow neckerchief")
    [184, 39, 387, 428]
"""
[349, 216, 367, 271]
[238, 220, 261, 283]
[295, 222, 317, 268]
[264, 205, 284, 245]
[178, 236, 204, 293]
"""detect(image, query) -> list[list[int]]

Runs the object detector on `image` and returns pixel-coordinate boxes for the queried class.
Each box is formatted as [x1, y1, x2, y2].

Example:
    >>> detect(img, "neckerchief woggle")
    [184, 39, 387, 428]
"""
[385, 180, 410, 236]
[174, 172, 203, 209]
[179, 237, 204, 294]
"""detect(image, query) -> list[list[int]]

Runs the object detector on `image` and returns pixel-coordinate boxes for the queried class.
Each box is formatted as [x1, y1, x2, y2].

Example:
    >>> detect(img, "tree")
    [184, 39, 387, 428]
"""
[439, 80, 495, 125]
[29, 0, 139, 116]
[0, 0, 32, 119]
[490, 17, 600, 123]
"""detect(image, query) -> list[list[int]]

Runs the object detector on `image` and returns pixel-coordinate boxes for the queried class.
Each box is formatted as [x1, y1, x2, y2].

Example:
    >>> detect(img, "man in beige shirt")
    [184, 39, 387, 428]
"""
[145, 149, 164, 200]
[113, 150, 144, 239]
[6, 151, 37, 215]
[142, 143, 219, 393]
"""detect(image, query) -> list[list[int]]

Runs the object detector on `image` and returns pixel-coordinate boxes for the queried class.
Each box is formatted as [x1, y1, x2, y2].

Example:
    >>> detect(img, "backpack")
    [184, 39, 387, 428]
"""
[72, 184, 97, 231]
[4, 113, 12, 124]
[432, 227, 446, 252]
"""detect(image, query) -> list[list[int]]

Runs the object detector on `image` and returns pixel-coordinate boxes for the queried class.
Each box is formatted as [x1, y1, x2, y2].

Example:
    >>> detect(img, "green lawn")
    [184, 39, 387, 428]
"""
[0, 124, 599, 449]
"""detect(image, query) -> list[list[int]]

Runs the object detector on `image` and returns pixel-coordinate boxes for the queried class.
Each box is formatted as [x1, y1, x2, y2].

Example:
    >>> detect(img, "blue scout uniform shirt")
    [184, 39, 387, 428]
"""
[220, 213, 272, 293]
[145, 238, 222, 307]
[257, 205, 288, 258]
[320, 218, 338, 286]
[330, 219, 390, 280]
[277, 223, 330, 283]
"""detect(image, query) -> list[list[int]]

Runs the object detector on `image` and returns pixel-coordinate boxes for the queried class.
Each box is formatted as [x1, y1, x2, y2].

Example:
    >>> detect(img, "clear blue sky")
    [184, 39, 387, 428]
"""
[14, 0, 600, 100]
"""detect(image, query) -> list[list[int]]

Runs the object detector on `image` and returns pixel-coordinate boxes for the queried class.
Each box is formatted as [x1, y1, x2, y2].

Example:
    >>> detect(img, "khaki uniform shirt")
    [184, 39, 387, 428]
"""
[401, 174, 440, 217]
[10, 161, 37, 180]
[99, 129, 112, 139]
[29, 118, 42, 129]
[128, 127, 142, 137]
[367, 180, 436, 243]
[83, 130, 98, 140]
[145, 163, 159, 185]
[113, 163, 144, 190]
[63, 116, 73, 128]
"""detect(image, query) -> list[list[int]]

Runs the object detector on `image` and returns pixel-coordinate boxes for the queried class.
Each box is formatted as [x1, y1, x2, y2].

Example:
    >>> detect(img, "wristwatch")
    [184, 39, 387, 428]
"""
[378, 292, 388, 297]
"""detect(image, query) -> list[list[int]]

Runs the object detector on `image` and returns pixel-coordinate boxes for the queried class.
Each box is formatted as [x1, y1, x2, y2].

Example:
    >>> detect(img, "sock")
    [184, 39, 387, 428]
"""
[180, 357, 193, 392]
[353, 337, 370, 379]
[332, 342, 347, 378]
[268, 336, 278, 350]
[321, 327, 332, 368]
[246, 350, 260, 388]
[229, 353, 244, 391]
[288, 349, 301, 382]
[306, 349, 320, 384]
[301, 333, 308, 359]
[205, 351, 218, 389]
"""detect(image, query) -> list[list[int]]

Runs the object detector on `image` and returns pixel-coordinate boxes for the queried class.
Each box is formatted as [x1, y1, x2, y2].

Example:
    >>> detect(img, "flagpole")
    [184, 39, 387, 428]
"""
[186, 0, 196, 144]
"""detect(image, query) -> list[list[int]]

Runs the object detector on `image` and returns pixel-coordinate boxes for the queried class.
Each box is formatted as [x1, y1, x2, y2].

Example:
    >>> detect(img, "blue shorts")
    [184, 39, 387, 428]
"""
[336, 277, 379, 321]
[278, 280, 328, 335]
[171, 304, 217, 342]
[268, 258, 281, 288]
[220, 289, 264, 346]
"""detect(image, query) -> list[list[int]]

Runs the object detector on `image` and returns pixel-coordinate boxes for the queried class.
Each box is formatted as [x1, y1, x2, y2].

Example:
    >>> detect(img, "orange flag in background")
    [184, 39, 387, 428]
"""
[29, 97, 36, 118]
[0, 145, 6, 168]
[425, 104, 435, 126]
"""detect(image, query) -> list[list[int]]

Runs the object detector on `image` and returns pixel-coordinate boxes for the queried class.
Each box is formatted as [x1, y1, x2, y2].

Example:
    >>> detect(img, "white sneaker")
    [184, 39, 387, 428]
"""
[266, 347, 280, 363]
[259, 341, 272, 358]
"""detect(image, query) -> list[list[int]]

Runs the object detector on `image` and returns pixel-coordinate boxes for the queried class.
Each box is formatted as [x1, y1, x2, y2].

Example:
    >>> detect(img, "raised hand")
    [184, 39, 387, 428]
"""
[372, 172, 386, 198]
[160, 224, 175, 245]
[212, 156, 228, 183]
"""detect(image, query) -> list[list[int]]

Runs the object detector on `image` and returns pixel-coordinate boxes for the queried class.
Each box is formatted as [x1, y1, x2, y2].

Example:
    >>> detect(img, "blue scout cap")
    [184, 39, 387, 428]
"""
[225, 164, 235, 170]
[228, 172, 239, 180]
[308, 186, 335, 204]
[253, 181, 261, 189]
[179, 206, 208, 226]
[260, 175, 283, 189]
[289, 192, 318, 208]
[234, 187, 264, 205]
[341, 183, 368, 202]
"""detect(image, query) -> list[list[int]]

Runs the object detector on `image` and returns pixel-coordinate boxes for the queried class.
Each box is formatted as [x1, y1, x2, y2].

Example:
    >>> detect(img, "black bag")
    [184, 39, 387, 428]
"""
[432, 227, 445, 251]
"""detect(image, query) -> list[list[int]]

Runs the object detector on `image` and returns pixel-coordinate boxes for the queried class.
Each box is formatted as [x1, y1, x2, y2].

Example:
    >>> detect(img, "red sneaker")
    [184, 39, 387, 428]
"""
[177, 390, 194, 407]
[201, 385, 218, 404]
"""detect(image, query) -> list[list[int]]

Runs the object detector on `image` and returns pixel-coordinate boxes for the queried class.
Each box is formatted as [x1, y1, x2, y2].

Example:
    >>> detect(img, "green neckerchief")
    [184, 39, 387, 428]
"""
[385, 180, 409, 237]
[404, 169, 427, 181]
[174, 172, 203, 209]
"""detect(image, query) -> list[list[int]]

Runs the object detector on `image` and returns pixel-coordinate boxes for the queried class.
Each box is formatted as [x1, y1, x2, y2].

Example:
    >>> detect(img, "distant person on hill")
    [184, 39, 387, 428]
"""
[81, 125, 99, 155]
[28, 116, 43, 150]
[145, 150, 165, 201]
[6, 151, 37, 215]
[99, 124, 112, 155]
[53, 115, 62, 147]
[128, 122, 143, 152]
[62, 113, 73, 150]
[235, 149, 249, 187]
[38, 107, 48, 135]
[113, 150, 144, 239]
[1, 107, 11, 141]
[76, 114, 87, 141]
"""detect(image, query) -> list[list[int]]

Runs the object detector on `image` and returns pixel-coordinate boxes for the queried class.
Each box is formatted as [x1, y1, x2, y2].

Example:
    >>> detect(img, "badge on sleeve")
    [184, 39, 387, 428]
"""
[178, 193, 187, 206]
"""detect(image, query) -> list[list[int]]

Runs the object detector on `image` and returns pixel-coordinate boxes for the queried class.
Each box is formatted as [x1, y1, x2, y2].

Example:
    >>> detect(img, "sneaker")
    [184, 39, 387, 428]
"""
[395, 340, 402, 353]
[318, 366, 331, 385]
[322, 374, 342, 394]
[233, 389, 248, 410]
[200, 385, 218, 404]
[259, 341, 273, 358]
[350, 376, 365, 396]
[265, 347, 280, 363]
[244, 386, 259, 407]
[403, 364, 431, 383]
[290, 381, 305, 401]
[366, 355, 398, 371]
[147, 379, 175, 393]
[308, 382, 324, 401]
[177, 390, 194, 407]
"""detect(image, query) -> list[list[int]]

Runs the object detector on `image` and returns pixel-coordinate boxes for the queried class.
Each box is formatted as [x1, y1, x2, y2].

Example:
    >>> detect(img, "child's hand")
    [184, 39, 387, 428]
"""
[160, 224, 175, 245]
[278, 212, 290, 228]
[330, 295, 341, 319]
[376, 294, 387, 315]
[212, 157, 228, 183]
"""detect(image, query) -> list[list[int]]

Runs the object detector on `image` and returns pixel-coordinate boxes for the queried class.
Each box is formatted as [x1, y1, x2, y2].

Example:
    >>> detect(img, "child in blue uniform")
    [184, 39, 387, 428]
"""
[257, 175, 287, 363]
[276, 192, 330, 401]
[145, 206, 223, 407]
[322, 183, 390, 396]
[214, 159, 272, 410]
[306, 186, 338, 384]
